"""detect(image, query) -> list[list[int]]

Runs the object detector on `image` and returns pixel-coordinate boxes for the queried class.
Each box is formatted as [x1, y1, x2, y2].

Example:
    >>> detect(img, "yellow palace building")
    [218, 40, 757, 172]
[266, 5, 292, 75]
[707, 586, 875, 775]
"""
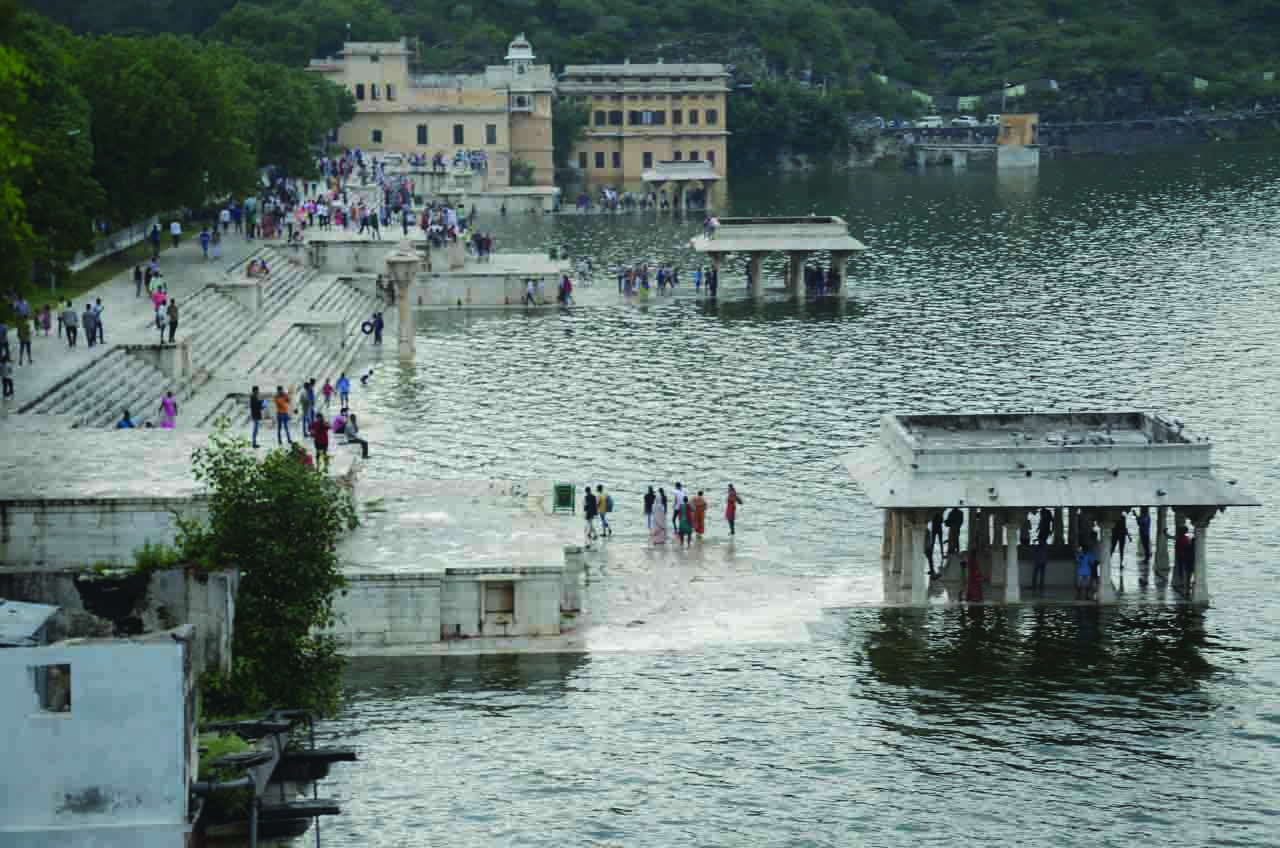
[307, 35, 555, 187]
[558, 61, 730, 187]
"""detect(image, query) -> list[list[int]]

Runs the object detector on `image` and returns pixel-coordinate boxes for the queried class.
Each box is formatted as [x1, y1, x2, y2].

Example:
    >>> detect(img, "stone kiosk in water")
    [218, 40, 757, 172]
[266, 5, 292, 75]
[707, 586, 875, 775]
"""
[847, 411, 1259, 604]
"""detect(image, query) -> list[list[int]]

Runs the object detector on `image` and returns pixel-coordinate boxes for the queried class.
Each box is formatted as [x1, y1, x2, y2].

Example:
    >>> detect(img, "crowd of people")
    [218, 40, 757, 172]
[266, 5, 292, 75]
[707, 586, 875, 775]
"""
[611, 264, 720, 298]
[581, 482, 744, 548]
[575, 186, 710, 213]
[247, 371, 371, 466]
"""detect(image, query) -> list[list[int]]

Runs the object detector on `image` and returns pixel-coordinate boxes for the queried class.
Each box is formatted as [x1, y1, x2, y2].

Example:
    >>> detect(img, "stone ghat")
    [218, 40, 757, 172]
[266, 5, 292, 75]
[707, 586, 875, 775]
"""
[0, 430, 360, 569]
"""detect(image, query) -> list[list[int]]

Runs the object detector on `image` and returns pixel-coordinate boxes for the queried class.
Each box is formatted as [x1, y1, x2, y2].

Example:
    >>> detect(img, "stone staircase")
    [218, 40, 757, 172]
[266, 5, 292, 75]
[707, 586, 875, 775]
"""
[19, 348, 197, 429]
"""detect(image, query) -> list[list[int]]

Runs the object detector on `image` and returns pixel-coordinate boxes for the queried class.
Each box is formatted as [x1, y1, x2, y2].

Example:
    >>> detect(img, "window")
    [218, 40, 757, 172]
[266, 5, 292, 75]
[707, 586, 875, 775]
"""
[652, 110, 666, 125]
[578, 151, 588, 169]
[30, 664, 71, 713]
[371, 83, 380, 100]
[673, 151, 682, 161]
[485, 582, 515, 615]
[355, 83, 365, 101]
[707, 109, 719, 124]
[610, 94, 622, 102]
[594, 151, 605, 168]
[453, 124, 464, 145]
[513, 94, 529, 109]
[688, 109, 699, 125]
[608, 110, 623, 126]
[707, 150, 716, 166]
[673, 94, 684, 101]
[369, 54, 380, 63]
[690, 150, 700, 161]
[628, 110, 642, 126]
[486, 124, 497, 145]
[417, 124, 428, 145]
[643, 151, 653, 168]
[371, 129, 383, 144]
[386, 83, 396, 101]
[594, 110, 606, 126]
[672, 109, 683, 125]
[612, 151, 621, 168]
[627, 94, 639, 101]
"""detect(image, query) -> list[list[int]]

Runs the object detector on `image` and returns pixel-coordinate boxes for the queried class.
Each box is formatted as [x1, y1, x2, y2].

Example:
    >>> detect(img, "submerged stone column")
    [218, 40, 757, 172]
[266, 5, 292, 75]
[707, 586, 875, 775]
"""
[1096, 510, 1120, 602]
[1004, 514, 1021, 603]
[787, 250, 808, 301]
[748, 252, 764, 298]
[832, 252, 849, 299]
[881, 510, 894, 562]
[386, 241, 419, 357]
[1053, 507, 1064, 547]
[1154, 505, 1170, 581]
[1190, 510, 1215, 604]
[904, 512, 927, 604]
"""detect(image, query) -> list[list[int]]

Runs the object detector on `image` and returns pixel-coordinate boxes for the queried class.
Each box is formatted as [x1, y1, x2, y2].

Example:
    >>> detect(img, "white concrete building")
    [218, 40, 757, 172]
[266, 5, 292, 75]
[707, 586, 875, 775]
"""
[848, 412, 1259, 604]
[0, 626, 198, 848]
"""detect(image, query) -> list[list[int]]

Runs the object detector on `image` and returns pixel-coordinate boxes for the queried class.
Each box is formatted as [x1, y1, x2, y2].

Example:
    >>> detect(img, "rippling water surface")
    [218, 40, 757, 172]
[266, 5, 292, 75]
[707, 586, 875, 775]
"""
[310, 147, 1280, 846]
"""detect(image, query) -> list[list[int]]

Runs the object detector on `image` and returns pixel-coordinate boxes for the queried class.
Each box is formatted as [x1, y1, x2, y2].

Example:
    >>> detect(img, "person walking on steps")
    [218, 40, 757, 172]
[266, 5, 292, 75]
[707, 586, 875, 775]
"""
[166, 298, 179, 344]
[274, 385, 293, 445]
[249, 385, 265, 448]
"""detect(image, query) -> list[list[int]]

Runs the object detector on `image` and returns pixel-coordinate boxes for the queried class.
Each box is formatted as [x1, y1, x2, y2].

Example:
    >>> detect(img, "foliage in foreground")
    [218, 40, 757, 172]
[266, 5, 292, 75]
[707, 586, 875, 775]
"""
[184, 431, 357, 718]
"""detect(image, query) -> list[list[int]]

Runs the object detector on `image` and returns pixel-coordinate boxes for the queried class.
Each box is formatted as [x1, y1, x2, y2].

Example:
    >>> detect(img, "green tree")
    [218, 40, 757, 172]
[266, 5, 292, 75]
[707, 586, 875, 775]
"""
[551, 98, 589, 172]
[12, 12, 104, 281]
[184, 431, 355, 717]
[0, 0, 35, 286]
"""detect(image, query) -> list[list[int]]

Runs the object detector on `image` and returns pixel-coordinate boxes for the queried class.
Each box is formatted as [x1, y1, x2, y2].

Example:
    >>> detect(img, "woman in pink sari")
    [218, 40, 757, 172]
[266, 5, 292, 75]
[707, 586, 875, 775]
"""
[158, 390, 178, 429]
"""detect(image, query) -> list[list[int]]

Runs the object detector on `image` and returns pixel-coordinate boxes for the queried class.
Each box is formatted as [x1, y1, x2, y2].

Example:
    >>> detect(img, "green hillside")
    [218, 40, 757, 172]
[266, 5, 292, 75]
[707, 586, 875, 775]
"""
[26, 0, 1280, 102]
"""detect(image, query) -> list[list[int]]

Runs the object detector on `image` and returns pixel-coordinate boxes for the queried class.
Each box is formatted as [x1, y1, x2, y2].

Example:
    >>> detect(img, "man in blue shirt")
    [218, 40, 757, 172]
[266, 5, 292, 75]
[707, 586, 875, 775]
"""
[117, 409, 135, 429]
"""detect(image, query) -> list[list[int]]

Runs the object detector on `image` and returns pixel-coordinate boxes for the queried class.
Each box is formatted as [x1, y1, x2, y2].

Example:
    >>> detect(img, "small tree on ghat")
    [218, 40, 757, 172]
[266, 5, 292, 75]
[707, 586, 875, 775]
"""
[184, 431, 356, 717]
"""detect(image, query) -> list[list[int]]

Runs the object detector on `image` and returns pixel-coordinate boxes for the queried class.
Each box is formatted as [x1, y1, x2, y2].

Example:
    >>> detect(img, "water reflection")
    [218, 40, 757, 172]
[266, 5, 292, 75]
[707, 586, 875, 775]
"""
[857, 605, 1217, 709]
[341, 652, 589, 705]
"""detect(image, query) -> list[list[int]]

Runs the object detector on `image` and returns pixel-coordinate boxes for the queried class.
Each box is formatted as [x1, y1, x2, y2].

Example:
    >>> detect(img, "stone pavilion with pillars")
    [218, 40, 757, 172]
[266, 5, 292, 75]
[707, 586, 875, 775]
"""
[690, 216, 866, 300]
[847, 412, 1258, 605]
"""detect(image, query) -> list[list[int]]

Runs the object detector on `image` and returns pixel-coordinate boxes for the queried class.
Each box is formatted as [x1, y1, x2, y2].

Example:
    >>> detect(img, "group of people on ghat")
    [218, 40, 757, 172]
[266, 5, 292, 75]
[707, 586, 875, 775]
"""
[920, 506, 1199, 603]
[246, 372, 371, 468]
[575, 186, 710, 213]
[613, 264, 720, 298]
[582, 482, 744, 548]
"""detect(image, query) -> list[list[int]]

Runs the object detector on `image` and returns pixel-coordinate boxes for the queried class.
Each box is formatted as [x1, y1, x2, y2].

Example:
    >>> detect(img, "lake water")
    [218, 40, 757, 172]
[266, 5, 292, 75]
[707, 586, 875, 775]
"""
[308, 147, 1280, 846]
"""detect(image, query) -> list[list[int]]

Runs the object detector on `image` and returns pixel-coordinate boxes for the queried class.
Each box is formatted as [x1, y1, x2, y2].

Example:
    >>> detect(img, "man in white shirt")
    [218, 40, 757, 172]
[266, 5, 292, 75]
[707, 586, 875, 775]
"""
[220, 207, 231, 232]
[673, 483, 687, 510]
[169, 220, 182, 248]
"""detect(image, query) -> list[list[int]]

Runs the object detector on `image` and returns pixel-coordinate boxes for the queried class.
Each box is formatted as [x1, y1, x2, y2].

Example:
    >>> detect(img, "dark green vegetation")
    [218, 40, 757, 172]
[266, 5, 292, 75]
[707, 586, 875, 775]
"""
[0, 0, 353, 295]
[25, 0, 1280, 174]
[183, 430, 357, 718]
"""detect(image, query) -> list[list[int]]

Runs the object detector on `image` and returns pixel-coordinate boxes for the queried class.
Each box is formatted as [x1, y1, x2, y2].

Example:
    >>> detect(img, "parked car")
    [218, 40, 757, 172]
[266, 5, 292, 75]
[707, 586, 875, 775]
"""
[916, 115, 944, 128]
[951, 115, 980, 127]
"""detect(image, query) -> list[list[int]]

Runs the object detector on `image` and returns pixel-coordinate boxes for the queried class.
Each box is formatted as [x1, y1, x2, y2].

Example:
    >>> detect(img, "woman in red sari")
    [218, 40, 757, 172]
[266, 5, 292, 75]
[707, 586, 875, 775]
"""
[692, 491, 707, 538]
[725, 484, 742, 535]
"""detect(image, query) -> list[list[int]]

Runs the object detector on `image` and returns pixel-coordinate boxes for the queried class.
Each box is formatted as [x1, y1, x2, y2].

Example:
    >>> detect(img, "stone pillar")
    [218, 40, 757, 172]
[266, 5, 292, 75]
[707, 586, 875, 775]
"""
[952, 149, 969, 170]
[1190, 511, 1213, 604]
[702, 179, 715, 210]
[748, 252, 764, 298]
[562, 546, 586, 612]
[1004, 514, 1021, 603]
[385, 241, 419, 357]
[787, 251, 808, 300]
[832, 252, 849, 299]
[881, 510, 894, 562]
[1053, 507, 1064, 546]
[1097, 510, 1120, 602]
[903, 513, 926, 604]
[916, 149, 928, 169]
[1154, 505, 1170, 578]
[966, 508, 978, 553]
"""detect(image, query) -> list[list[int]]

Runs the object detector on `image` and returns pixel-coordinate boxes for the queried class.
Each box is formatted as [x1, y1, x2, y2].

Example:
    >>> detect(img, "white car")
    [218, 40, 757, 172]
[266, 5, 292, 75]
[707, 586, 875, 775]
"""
[951, 115, 980, 127]
[915, 115, 944, 128]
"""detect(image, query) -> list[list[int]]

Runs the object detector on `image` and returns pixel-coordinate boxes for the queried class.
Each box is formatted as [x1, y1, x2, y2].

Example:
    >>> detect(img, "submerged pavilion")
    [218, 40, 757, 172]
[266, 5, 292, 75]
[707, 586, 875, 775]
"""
[847, 412, 1259, 605]
[689, 216, 866, 299]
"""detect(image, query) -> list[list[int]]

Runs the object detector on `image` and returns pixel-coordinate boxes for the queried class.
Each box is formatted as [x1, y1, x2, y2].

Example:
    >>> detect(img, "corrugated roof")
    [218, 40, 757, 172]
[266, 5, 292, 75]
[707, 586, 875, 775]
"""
[0, 599, 58, 647]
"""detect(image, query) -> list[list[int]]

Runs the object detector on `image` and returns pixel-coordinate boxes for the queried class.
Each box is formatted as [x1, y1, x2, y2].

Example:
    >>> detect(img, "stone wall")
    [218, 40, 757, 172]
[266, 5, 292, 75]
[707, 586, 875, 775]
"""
[0, 498, 208, 570]
[0, 568, 237, 677]
[328, 572, 443, 651]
